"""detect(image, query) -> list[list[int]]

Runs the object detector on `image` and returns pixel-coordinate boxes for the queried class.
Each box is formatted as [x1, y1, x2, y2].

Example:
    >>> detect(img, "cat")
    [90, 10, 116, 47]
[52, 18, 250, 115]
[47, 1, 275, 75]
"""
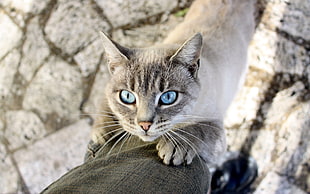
[90, 0, 255, 165]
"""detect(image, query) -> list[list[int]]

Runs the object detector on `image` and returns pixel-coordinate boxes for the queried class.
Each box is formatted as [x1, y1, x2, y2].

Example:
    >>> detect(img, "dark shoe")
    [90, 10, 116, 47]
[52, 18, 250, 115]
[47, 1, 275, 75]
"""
[210, 152, 258, 194]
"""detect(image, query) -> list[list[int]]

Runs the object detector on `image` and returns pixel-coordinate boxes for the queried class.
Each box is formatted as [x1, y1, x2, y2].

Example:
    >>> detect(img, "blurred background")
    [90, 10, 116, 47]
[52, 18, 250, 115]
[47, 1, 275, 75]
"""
[0, 0, 309, 193]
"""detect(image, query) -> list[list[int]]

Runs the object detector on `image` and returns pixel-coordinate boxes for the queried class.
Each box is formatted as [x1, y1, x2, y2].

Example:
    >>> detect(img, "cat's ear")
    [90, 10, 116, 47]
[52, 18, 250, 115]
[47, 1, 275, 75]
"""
[100, 31, 130, 74]
[170, 33, 202, 78]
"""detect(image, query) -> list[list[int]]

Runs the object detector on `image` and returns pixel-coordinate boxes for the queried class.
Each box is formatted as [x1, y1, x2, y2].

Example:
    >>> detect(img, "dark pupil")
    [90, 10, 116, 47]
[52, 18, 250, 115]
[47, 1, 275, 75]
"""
[161, 91, 177, 105]
[167, 93, 172, 100]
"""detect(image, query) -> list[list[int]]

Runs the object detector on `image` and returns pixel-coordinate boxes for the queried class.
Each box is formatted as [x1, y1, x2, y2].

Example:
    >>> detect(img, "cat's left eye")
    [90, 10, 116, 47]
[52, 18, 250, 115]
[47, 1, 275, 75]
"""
[159, 91, 178, 105]
[120, 90, 136, 104]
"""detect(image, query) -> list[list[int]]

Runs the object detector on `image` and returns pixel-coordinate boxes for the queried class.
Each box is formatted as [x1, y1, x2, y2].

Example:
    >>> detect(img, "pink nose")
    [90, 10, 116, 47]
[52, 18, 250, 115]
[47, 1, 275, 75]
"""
[138, 121, 152, 131]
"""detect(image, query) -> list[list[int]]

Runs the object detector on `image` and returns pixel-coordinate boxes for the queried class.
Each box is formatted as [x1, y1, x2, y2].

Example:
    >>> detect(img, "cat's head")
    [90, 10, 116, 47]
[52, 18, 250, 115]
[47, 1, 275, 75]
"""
[101, 32, 202, 142]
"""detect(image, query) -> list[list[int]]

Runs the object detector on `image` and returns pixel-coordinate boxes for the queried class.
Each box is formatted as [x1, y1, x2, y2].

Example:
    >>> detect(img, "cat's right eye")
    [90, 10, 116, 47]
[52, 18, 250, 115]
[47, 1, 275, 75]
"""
[119, 90, 136, 104]
[159, 91, 178, 105]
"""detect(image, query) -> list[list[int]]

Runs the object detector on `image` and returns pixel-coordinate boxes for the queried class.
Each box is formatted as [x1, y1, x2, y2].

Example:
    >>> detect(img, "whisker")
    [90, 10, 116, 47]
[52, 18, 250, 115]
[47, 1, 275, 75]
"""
[99, 131, 125, 154]
[161, 133, 168, 144]
[195, 122, 221, 129]
[177, 114, 218, 120]
[175, 121, 221, 131]
[167, 132, 186, 154]
[121, 123, 141, 135]
[169, 130, 205, 168]
[124, 133, 133, 148]
[156, 121, 171, 129]
[117, 133, 131, 156]
[93, 123, 121, 130]
[170, 130, 199, 152]
[99, 110, 115, 114]
[122, 122, 135, 128]
[165, 132, 183, 159]
[95, 127, 124, 138]
[107, 132, 129, 156]
[94, 120, 120, 126]
[80, 113, 117, 119]
[163, 133, 172, 146]
[156, 129, 171, 138]
[173, 127, 210, 148]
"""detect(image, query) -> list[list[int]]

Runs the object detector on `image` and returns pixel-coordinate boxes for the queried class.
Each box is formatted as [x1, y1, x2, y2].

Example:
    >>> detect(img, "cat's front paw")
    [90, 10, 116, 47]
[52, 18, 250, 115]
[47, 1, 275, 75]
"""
[91, 130, 107, 145]
[156, 137, 196, 165]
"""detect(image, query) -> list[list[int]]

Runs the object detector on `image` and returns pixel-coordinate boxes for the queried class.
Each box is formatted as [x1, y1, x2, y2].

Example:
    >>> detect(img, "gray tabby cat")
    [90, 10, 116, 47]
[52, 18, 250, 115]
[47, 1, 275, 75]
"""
[91, 0, 255, 165]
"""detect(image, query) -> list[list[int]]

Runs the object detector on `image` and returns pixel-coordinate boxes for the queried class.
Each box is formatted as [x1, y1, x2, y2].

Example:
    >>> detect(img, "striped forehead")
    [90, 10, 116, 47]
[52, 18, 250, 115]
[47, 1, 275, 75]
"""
[134, 48, 169, 64]
[127, 61, 168, 95]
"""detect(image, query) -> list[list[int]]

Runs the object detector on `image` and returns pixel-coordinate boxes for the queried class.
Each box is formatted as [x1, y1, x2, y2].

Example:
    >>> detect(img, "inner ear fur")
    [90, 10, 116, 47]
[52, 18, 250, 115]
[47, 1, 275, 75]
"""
[170, 33, 203, 78]
[100, 31, 131, 74]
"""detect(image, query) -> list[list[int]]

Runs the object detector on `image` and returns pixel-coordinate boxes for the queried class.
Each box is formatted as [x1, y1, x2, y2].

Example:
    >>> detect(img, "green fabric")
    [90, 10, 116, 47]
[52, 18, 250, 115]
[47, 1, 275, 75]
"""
[41, 136, 210, 194]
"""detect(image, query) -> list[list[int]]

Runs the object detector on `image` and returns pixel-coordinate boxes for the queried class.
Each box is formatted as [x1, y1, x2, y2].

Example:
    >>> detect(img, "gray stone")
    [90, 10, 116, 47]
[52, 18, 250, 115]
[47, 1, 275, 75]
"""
[19, 17, 50, 82]
[254, 171, 306, 194]
[5, 110, 46, 151]
[248, 10, 308, 82]
[262, 0, 310, 41]
[246, 21, 308, 77]
[13, 119, 91, 193]
[226, 127, 277, 174]
[249, 129, 277, 175]
[112, 14, 184, 48]
[0, 0, 50, 28]
[95, 0, 178, 28]
[247, 24, 279, 75]
[0, 11, 23, 59]
[273, 35, 309, 76]
[245, 82, 309, 191]
[260, 0, 287, 31]
[225, 26, 275, 130]
[280, 0, 310, 40]
[268, 82, 310, 190]
[264, 82, 306, 127]
[0, 0, 51, 15]
[23, 56, 83, 131]
[3, 8, 26, 28]
[0, 143, 20, 193]
[0, 118, 4, 131]
[0, 49, 21, 108]
[225, 86, 264, 130]
[74, 37, 104, 77]
[82, 61, 110, 115]
[226, 10, 309, 175]
[44, 0, 110, 56]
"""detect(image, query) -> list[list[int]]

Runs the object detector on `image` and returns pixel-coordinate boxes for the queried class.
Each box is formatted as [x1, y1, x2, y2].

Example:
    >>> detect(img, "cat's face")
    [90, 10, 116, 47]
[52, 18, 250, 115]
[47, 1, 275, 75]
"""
[102, 32, 202, 142]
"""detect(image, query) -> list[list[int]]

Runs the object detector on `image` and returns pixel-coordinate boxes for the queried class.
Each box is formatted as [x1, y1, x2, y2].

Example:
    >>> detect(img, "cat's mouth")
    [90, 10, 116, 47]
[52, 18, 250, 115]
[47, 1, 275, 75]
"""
[138, 133, 160, 142]
[122, 122, 165, 142]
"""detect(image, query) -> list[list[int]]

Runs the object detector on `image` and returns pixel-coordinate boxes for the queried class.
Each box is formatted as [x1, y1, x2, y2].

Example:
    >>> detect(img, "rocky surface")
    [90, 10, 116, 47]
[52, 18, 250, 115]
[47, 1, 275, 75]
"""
[13, 119, 91, 193]
[0, 0, 309, 193]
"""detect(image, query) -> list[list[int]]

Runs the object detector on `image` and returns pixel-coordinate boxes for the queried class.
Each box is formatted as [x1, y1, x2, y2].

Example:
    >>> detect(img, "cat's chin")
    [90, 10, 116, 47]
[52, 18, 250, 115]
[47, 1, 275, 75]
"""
[139, 135, 159, 142]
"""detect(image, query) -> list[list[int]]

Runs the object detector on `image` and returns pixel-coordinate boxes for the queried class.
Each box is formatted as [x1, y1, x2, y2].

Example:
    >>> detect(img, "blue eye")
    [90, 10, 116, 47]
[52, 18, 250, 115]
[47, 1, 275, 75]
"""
[120, 90, 136, 104]
[159, 91, 178, 105]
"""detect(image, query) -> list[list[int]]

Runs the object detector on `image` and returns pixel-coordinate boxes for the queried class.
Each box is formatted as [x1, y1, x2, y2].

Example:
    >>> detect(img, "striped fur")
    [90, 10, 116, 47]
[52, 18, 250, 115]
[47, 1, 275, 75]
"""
[92, 0, 255, 165]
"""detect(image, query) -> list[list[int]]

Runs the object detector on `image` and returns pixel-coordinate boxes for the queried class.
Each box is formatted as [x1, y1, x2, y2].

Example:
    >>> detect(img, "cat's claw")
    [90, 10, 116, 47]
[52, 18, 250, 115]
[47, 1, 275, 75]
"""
[156, 138, 196, 165]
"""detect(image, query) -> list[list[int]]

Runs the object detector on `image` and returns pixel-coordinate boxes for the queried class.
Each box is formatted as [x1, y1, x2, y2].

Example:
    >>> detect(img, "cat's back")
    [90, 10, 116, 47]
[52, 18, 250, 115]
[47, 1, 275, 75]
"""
[164, 0, 254, 45]
[164, 0, 255, 117]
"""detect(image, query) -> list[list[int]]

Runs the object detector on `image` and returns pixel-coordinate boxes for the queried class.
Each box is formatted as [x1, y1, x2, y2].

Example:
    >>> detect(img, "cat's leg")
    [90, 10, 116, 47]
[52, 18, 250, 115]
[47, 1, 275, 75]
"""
[87, 109, 123, 161]
[91, 117, 112, 145]
[156, 121, 226, 165]
[157, 137, 196, 165]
